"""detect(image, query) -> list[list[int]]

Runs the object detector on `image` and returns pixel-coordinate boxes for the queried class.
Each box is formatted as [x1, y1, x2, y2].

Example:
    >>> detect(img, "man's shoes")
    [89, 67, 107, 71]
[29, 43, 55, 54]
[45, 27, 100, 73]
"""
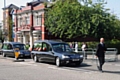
[97, 66, 103, 73]
[100, 70, 103, 73]
[99, 69, 104, 73]
[97, 66, 100, 70]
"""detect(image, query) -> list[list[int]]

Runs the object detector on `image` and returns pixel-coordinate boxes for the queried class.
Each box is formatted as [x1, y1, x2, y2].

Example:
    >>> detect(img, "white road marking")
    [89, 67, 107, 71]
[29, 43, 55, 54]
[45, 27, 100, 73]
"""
[18, 62, 38, 66]
[115, 64, 120, 66]
[48, 66, 67, 71]
[48, 66, 96, 73]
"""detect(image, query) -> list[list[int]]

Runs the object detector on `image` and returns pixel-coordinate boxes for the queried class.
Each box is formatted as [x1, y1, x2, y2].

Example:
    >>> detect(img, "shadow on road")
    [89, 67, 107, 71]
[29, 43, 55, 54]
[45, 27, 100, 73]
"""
[103, 70, 120, 74]
[65, 63, 92, 68]
[80, 63, 92, 67]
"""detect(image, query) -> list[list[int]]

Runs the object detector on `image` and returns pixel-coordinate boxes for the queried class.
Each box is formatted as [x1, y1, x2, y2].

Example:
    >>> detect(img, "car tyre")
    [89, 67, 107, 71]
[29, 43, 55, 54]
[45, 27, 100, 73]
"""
[34, 55, 39, 62]
[56, 57, 61, 67]
[31, 53, 34, 59]
[2, 52, 6, 57]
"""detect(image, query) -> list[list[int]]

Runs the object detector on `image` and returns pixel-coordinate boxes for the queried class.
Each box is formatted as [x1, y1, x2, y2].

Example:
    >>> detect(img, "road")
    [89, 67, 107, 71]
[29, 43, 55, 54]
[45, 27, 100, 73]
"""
[0, 55, 120, 80]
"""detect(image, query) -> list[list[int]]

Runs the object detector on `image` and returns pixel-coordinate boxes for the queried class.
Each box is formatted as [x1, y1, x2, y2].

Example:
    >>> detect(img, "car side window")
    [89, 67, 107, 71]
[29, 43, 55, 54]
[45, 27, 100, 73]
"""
[33, 42, 42, 51]
[42, 43, 51, 52]
[2, 44, 8, 50]
[7, 44, 13, 50]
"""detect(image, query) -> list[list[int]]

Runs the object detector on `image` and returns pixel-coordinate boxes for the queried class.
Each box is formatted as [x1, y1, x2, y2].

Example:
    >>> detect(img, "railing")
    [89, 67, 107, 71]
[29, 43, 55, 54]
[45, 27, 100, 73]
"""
[73, 48, 118, 61]
[105, 48, 118, 61]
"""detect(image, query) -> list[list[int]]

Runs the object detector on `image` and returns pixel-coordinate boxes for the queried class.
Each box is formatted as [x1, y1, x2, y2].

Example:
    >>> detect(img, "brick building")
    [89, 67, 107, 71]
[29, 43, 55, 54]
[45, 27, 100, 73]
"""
[2, 4, 19, 41]
[13, 0, 51, 47]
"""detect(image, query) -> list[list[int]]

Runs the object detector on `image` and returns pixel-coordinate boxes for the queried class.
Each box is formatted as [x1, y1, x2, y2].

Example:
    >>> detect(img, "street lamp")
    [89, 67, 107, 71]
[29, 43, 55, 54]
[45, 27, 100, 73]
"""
[3, 0, 6, 30]
[2, 31, 8, 42]
[3, 0, 8, 42]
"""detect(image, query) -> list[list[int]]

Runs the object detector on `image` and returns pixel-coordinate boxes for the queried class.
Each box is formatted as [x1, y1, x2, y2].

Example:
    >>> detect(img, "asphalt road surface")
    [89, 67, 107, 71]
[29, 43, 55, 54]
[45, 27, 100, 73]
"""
[0, 55, 120, 80]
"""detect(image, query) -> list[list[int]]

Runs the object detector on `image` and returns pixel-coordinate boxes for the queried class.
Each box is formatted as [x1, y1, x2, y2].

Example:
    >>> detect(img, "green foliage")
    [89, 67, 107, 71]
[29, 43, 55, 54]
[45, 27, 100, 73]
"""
[0, 29, 2, 38]
[45, 0, 120, 40]
[7, 16, 13, 41]
[0, 29, 4, 43]
[45, 0, 93, 38]
[106, 39, 120, 54]
[25, 44, 30, 50]
[85, 39, 120, 54]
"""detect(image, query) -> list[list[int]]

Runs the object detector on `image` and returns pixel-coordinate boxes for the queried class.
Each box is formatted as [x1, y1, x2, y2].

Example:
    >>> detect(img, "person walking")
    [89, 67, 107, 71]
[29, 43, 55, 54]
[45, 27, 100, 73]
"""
[96, 38, 107, 72]
[69, 42, 73, 48]
[81, 42, 88, 59]
[75, 42, 78, 52]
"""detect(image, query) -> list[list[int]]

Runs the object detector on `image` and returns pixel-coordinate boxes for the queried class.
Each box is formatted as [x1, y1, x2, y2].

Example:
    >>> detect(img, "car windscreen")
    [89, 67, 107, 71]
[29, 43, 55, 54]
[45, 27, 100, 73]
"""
[13, 44, 25, 50]
[52, 43, 73, 53]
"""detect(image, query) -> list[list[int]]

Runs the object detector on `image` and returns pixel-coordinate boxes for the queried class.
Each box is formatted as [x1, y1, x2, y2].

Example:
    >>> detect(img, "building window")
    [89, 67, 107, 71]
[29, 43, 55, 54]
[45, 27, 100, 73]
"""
[36, 16, 39, 25]
[34, 15, 42, 26]
[20, 18, 22, 25]
[18, 18, 23, 27]
[25, 17, 30, 25]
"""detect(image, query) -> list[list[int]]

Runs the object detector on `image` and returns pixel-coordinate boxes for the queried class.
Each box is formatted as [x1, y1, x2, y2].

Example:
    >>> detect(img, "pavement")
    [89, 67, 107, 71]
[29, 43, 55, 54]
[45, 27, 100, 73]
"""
[83, 54, 120, 62]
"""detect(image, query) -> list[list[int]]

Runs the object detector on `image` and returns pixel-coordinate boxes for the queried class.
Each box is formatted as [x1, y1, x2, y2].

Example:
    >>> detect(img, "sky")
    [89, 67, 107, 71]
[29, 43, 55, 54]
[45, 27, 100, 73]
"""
[0, 0, 120, 22]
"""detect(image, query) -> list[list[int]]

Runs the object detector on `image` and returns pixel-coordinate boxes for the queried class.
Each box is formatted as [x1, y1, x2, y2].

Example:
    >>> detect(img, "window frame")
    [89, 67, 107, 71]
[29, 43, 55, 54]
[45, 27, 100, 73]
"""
[42, 42, 52, 52]
[32, 42, 43, 51]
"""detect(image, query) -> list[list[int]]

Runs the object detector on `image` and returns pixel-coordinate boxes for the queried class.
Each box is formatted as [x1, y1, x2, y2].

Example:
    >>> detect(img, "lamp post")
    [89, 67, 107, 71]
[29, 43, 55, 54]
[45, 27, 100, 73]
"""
[3, 0, 8, 42]
[3, 0, 6, 30]
[2, 31, 8, 42]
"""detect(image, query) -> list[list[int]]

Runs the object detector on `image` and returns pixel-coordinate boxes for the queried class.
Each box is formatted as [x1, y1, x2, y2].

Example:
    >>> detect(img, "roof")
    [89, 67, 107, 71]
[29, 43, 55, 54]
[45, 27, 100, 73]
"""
[2, 4, 19, 10]
[34, 40, 65, 44]
[27, 0, 48, 6]
[3, 42, 24, 45]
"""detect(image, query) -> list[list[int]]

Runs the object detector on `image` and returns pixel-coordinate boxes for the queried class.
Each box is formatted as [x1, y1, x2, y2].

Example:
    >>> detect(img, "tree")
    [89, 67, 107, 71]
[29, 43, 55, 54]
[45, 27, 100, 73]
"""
[2, 15, 13, 42]
[45, 0, 90, 39]
[7, 16, 13, 41]
[0, 29, 5, 43]
[45, 0, 120, 40]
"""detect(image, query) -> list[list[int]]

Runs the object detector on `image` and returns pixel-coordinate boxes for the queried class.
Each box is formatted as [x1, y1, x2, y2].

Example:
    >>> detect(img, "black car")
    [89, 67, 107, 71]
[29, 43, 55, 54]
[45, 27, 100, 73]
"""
[0, 42, 31, 58]
[31, 40, 83, 66]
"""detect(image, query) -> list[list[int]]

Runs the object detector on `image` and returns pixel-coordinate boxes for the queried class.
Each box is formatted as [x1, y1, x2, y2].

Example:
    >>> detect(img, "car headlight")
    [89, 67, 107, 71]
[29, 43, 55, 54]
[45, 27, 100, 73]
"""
[62, 55, 69, 59]
[80, 55, 83, 58]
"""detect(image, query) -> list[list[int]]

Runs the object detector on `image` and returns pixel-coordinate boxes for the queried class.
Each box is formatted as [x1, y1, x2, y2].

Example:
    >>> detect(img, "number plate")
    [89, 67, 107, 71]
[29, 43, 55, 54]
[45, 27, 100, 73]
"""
[25, 54, 30, 56]
[72, 59, 79, 61]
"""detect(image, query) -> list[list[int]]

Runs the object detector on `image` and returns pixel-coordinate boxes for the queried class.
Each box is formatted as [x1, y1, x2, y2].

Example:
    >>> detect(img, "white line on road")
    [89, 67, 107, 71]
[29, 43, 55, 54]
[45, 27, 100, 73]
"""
[115, 64, 120, 66]
[48, 66, 96, 73]
[18, 62, 38, 66]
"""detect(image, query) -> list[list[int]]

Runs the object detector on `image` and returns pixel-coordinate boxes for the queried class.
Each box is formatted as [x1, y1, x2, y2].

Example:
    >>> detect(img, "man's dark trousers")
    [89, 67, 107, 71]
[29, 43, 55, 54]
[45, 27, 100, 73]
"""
[98, 57, 105, 70]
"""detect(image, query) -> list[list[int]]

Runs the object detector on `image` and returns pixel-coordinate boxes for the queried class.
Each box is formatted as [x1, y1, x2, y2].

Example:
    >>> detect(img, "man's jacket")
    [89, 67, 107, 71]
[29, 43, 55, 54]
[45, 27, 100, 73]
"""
[96, 43, 107, 57]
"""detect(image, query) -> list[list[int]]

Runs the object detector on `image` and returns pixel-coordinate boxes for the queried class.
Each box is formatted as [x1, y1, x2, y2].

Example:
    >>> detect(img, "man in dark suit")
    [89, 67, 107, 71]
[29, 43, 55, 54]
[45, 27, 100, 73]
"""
[96, 38, 107, 72]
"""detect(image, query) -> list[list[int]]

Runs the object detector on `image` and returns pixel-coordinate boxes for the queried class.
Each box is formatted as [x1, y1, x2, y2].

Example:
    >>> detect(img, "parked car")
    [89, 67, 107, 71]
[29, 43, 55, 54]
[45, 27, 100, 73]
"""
[0, 42, 31, 58]
[31, 40, 83, 67]
[0, 43, 2, 55]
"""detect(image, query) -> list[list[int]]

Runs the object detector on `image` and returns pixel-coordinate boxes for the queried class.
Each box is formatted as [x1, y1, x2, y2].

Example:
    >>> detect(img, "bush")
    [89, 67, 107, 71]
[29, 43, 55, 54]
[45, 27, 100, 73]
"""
[82, 39, 120, 54]
[106, 39, 120, 54]
[68, 39, 120, 54]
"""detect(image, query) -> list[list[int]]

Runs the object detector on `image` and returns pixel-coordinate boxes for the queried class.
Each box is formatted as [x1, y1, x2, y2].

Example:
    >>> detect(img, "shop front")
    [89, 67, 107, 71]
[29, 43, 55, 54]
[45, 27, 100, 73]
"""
[16, 30, 42, 47]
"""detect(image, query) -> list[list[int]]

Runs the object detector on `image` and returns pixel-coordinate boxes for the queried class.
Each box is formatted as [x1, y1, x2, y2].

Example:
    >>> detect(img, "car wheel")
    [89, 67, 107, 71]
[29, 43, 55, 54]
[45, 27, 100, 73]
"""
[56, 57, 61, 67]
[2, 52, 6, 57]
[34, 55, 39, 62]
[31, 54, 34, 59]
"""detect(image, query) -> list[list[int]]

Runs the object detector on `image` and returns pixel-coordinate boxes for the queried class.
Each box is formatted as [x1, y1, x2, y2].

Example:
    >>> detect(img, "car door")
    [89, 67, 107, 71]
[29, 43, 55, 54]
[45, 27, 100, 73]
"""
[34, 42, 43, 59]
[1, 43, 8, 55]
[42, 42, 55, 62]
[6, 43, 14, 57]
[0, 43, 3, 54]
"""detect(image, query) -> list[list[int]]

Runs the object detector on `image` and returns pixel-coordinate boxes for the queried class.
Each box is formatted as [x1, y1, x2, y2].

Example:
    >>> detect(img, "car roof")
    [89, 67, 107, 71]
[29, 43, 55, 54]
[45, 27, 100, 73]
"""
[3, 42, 24, 45]
[34, 40, 66, 44]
